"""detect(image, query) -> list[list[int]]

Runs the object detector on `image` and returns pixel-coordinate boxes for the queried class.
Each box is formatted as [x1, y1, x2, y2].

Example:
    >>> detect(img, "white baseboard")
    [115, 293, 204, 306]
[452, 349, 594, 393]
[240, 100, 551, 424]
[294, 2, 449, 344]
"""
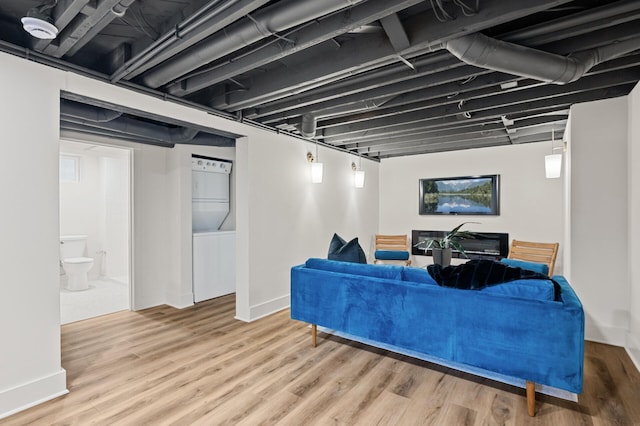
[244, 294, 290, 322]
[626, 332, 640, 373]
[165, 290, 194, 309]
[0, 369, 67, 420]
[584, 318, 627, 346]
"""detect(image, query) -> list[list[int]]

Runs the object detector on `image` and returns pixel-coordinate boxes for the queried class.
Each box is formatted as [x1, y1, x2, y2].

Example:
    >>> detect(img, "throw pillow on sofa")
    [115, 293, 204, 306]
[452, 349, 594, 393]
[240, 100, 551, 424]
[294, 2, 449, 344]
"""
[375, 250, 410, 261]
[328, 233, 367, 264]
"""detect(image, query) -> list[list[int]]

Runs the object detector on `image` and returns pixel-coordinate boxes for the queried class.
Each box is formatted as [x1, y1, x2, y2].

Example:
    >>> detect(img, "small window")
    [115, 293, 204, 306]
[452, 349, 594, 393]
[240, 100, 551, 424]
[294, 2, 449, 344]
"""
[60, 155, 79, 183]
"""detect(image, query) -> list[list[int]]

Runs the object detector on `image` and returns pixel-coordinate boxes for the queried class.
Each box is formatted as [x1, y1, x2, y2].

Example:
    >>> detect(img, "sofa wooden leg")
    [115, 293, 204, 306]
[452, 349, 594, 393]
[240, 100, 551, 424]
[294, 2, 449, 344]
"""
[526, 381, 536, 417]
[311, 324, 317, 347]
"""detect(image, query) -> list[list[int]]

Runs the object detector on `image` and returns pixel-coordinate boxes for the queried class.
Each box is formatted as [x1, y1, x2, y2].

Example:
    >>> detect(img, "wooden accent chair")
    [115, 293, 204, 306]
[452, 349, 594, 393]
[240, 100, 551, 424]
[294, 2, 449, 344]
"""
[507, 240, 559, 276]
[373, 234, 411, 266]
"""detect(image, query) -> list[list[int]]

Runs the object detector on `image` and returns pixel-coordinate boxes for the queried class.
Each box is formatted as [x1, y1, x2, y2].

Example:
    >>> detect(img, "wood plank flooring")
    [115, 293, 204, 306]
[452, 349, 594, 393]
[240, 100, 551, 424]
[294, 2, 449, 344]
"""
[3, 294, 640, 425]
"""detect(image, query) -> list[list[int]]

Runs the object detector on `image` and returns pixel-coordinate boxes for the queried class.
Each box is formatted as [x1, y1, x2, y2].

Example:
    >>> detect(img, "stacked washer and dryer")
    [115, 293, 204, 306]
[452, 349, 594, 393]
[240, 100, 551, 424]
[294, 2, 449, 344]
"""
[192, 156, 235, 303]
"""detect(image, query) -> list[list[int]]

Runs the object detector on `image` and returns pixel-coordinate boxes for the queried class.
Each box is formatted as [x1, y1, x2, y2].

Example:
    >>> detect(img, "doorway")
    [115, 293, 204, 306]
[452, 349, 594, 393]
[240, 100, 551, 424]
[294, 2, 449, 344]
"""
[59, 140, 132, 324]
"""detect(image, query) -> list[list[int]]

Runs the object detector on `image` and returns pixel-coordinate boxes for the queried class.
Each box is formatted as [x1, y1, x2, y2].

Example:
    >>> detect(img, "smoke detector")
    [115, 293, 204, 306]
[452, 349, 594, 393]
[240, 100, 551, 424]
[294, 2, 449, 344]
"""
[21, 1, 59, 39]
[21, 16, 58, 39]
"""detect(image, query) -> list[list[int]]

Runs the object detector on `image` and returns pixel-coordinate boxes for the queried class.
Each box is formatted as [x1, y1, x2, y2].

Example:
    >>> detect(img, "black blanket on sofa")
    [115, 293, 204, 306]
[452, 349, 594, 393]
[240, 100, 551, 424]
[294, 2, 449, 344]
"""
[427, 259, 561, 300]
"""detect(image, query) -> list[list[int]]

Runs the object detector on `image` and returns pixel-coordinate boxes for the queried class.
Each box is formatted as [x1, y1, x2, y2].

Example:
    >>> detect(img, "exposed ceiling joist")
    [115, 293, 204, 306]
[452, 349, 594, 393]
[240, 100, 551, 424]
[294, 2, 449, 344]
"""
[112, 0, 272, 82]
[245, 52, 455, 119]
[380, 13, 410, 52]
[1, 0, 638, 159]
[31, 0, 89, 51]
[165, 0, 425, 95]
[321, 84, 635, 142]
[342, 115, 568, 151]
[209, 0, 575, 111]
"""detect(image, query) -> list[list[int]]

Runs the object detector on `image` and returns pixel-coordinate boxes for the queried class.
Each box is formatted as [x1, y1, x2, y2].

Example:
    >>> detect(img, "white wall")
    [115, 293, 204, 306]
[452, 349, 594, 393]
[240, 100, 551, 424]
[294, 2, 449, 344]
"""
[59, 69, 379, 320]
[101, 155, 129, 279]
[0, 51, 379, 416]
[569, 96, 629, 346]
[380, 143, 565, 269]
[233, 134, 380, 320]
[628, 83, 640, 369]
[240, 138, 379, 320]
[0, 54, 67, 418]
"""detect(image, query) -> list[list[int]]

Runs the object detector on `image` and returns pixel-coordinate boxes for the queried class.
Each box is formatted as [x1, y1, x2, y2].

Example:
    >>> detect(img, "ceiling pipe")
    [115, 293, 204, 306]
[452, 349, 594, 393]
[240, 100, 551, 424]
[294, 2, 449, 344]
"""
[41, 0, 133, 58]
[163, 0, 425, 96]
[445, 32, 640, 84]
[63, 0, 136, 57]
[142, 0, 365, 89]
[60, 100, 122, 122]
[188, 134, 236, 147]
[300, 113, 317, 138]
[60, 122, 175, 147]
[61, 115, 199, 142]
[61, 117, 235, 147]
[501, 0, 640, 45]
[110, 0, 271, 83]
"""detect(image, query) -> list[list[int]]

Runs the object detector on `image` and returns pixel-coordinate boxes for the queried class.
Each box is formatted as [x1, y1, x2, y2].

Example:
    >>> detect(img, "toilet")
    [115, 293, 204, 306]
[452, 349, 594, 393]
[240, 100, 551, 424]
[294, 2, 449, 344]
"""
[60, 235, 94, 291]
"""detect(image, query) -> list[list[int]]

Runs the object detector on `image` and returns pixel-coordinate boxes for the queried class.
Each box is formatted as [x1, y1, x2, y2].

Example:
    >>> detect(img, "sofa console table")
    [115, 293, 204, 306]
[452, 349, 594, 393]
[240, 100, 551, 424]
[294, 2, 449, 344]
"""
[411, 229, 509, 260]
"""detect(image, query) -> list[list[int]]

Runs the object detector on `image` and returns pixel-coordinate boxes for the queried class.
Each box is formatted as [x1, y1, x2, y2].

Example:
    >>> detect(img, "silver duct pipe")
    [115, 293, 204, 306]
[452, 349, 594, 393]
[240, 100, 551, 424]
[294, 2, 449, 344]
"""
[60, 100, 122, 122]
[189, 133, 236, 147]
[62, 115, 199, 142]
[142, 0, 364, 89]
[60, 122, 175, 147]
[300, 113, 317, 137]
[111, 0, 271, 83]
[445, 32, 640, 84]
[60, 118, 235, 147]
[163, 0, 426, 96]
[64, 0, 136, 57]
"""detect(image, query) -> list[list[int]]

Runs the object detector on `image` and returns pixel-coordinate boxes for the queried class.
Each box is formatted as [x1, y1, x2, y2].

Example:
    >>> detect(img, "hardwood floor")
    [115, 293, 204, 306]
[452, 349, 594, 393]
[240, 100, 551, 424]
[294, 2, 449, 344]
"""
[4, 295, 640, 425]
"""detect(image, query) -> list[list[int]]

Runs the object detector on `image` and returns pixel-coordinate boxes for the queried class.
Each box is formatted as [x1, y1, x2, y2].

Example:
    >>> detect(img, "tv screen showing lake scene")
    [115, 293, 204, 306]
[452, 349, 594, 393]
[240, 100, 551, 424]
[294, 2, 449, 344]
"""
[419, 175, 500, 215]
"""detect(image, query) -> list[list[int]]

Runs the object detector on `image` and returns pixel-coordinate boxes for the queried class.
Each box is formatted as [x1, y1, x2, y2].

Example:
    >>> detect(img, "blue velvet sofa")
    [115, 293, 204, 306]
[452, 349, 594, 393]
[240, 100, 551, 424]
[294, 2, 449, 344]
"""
[290, 258, 584, 416]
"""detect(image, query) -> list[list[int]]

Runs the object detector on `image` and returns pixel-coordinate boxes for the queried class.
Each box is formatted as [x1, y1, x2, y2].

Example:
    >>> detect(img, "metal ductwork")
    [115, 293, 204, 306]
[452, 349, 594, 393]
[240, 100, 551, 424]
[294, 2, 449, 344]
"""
[142, 0, 364, 89]
[445, 32, 640, 84]
[61, 115, 200, 143]
[60, 101, 236, 147]
[300, 113, 317, 138]
[189, 133, 236, 147]
[61, 117, 236, 147]
[60, 99, 122, 122]
[61, 121, 236, 148]
[60, 122, 176, 148]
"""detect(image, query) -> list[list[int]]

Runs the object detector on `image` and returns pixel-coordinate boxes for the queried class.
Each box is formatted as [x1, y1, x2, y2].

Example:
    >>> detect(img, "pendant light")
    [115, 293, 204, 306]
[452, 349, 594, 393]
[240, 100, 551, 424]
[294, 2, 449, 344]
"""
[307, 141, 323, 183]
[352, 155, 365, 188]
[545, 129, 562, 179]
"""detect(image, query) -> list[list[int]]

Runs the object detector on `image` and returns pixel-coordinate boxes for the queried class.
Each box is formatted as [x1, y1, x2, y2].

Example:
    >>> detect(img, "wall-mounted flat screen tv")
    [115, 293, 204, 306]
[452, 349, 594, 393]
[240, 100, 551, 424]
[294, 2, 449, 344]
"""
[419, 174, 500, 215]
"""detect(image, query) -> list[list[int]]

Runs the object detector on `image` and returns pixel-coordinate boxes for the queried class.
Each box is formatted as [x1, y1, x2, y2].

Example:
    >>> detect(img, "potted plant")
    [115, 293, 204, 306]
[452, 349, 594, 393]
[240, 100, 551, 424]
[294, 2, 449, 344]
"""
[414, 222, 479, 266]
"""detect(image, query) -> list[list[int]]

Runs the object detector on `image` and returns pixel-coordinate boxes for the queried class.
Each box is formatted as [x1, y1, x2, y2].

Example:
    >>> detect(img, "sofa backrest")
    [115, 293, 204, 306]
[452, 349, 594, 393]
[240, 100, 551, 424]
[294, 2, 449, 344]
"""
[479, 279, 556, 301]
[305, 259, 557, 302]
[305, 258, 403, 280]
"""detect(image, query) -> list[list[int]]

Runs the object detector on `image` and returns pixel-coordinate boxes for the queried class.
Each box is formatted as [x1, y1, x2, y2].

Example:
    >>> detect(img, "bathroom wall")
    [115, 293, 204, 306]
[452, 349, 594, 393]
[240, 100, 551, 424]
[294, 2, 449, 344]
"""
[59, 141, 129, 281]
[100, 156, 129, 280]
